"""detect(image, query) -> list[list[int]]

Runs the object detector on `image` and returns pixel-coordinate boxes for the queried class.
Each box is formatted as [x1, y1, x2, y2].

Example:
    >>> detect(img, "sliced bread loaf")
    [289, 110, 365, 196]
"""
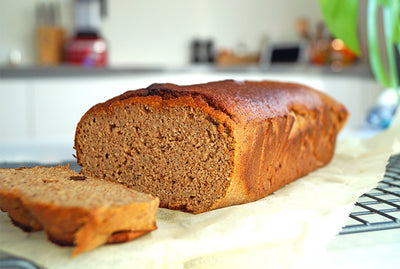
[75, 80, 348, 213]
[0, 166, 159, 256]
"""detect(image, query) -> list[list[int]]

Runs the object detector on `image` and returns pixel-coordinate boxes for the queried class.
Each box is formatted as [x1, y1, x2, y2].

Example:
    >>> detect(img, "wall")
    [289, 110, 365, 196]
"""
[0, 0, 72, 65]
[0, 0, 323, 66]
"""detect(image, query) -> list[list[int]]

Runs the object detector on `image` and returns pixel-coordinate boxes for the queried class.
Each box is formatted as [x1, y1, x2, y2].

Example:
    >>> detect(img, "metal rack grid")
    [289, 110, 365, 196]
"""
[340, 153, 400, 235]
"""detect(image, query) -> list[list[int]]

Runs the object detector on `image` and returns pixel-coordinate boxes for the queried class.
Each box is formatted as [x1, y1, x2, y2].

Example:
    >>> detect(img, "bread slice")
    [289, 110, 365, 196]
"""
[0, 166, 159, 256]
[75, 80, 348, 213]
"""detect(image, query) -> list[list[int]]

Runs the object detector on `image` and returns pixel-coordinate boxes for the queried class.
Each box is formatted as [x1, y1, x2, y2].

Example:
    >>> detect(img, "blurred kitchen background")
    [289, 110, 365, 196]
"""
[0, 0, 395, 162]
[1, 0, 334, 67]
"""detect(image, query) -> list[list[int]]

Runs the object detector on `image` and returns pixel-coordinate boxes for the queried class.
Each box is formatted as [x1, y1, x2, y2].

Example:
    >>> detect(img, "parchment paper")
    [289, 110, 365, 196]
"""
[1, 113, 399, 269]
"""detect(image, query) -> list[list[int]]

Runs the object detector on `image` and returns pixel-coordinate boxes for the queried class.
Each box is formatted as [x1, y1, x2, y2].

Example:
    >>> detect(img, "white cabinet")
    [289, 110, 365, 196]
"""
[0, 81, 31, 139]
[0, 70, 384, 145]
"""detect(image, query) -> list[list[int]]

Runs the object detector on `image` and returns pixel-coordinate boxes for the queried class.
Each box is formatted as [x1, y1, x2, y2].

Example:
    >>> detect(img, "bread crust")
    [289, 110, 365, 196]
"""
[0, 166, 159, 256]
[75, 80, 348, 213]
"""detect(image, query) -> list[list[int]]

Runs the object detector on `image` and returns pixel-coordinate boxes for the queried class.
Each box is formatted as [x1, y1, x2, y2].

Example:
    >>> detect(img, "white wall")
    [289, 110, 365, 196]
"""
[0, 0, 73, 66]
[0, 0, 323, 66]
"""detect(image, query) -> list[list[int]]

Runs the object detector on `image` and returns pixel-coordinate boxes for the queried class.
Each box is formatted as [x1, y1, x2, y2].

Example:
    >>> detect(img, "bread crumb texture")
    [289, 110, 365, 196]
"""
[77, 104, 234, 213]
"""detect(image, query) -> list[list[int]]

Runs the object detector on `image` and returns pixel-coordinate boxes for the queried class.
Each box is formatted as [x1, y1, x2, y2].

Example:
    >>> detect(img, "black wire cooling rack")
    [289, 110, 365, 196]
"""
[339, 153, 400, 235]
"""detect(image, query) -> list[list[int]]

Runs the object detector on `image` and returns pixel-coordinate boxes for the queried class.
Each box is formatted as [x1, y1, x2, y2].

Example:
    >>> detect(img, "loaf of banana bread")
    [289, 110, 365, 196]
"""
[0, 166, 159, 256]
[75, 80, 348, 213]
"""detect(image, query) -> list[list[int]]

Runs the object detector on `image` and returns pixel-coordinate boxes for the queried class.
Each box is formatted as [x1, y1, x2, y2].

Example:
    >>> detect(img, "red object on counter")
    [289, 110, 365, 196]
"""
[64, 34, 107, 67]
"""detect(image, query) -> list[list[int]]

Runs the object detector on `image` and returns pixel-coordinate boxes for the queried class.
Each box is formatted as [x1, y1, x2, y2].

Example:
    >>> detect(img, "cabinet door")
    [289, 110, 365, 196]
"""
[31, 78, 128, 140]
[0, 80, 31, 140]
[320, 76, 383, 127]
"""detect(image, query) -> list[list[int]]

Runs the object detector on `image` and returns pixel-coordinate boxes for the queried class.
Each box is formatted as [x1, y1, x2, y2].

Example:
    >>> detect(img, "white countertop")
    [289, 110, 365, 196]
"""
[1, 125, 398, 268]
[308, 229, 400, 268]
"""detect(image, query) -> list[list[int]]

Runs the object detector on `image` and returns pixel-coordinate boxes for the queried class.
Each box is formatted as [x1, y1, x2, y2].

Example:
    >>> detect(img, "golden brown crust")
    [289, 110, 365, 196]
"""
[0, 166, 159, 256]
[75, 80, 348, 213]
[106, 229, 155, 244]
[46, 229, 154, 246]
[75, 79, 347, 123]
[0, 192, 43, 232]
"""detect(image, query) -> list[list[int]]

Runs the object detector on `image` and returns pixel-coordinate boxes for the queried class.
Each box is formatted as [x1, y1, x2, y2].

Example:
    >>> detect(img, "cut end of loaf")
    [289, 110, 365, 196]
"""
[76, 102, 234, 213]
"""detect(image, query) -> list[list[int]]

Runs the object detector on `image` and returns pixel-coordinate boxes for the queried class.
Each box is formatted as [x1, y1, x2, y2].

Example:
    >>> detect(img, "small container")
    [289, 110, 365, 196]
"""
[64, 0, 107, 67]
[64, 33, 107, 67]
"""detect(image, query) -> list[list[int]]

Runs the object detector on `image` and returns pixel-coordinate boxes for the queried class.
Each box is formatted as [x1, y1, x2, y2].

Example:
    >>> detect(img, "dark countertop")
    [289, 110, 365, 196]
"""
[0, 63, 374, 79]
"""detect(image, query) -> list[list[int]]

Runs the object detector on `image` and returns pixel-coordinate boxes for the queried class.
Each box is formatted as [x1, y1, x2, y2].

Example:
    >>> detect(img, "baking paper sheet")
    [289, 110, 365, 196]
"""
[1, 113, 399, 269]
